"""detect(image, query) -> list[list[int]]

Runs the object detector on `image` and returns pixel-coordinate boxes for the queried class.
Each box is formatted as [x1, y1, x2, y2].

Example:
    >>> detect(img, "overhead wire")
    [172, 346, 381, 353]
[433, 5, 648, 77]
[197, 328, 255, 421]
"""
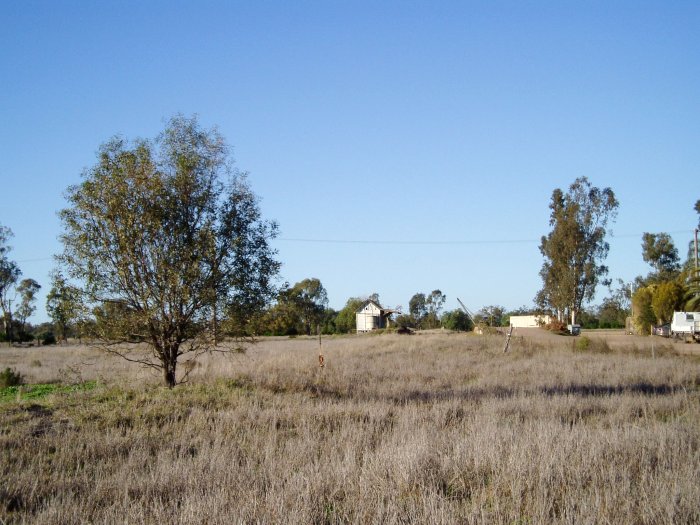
[13, 230, 695, 261]
[277, 230, 695, 246]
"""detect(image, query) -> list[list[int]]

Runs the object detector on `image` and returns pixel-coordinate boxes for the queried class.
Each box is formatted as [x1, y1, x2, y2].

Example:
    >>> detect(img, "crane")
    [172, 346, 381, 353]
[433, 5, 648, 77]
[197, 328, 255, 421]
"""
[456, 298, 477, 325]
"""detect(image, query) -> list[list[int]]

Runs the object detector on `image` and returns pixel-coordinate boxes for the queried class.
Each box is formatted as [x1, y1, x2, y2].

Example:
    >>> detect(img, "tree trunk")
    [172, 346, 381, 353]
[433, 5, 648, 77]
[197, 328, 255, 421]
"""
[571, 309, 577, 326]
[163, 366, 176, 388]
[161, 343, 178, 388]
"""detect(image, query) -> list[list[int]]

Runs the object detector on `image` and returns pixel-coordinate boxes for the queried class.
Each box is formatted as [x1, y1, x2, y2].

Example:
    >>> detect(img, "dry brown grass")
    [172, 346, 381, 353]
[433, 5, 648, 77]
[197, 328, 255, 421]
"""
[1, 332, 699, 524]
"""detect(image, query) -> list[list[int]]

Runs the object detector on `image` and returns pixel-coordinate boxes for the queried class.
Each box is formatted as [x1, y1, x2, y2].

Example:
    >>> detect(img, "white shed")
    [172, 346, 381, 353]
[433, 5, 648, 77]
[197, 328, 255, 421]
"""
[356, 301, 394, 333]
[509, 314, 552, 328]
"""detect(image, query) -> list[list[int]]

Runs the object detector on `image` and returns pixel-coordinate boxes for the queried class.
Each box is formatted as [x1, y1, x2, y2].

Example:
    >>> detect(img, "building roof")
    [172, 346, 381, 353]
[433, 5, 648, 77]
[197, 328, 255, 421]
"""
[356, 300, 382, 314]
[356, 300, 398, 317]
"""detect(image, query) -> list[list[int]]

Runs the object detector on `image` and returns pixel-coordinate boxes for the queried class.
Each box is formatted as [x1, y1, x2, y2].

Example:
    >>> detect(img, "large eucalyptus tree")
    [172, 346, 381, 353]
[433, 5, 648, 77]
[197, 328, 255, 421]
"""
[536, 177, 618, 325]
[59, 115, 280, 386]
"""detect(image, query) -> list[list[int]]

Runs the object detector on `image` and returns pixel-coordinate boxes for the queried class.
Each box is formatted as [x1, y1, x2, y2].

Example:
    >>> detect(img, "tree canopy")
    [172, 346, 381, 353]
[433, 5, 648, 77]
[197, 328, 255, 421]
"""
[0, 225, 25, 340]
[46, 271, 83, 342]
[276, 278, 329, 335]
[536, 177, 618, 325]
[58, 115, 280, 386]
[0, 226, 42, 342]
[641, 232, 680, 280]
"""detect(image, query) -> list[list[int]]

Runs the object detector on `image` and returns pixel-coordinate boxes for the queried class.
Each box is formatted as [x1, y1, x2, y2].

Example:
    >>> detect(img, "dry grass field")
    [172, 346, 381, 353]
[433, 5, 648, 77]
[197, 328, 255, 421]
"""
[1, 330, 699, 524]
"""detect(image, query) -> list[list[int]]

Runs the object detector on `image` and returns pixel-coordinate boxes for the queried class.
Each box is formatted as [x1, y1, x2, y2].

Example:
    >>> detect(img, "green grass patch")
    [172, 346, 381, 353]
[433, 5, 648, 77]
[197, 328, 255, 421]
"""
[0, 381, 98, 403]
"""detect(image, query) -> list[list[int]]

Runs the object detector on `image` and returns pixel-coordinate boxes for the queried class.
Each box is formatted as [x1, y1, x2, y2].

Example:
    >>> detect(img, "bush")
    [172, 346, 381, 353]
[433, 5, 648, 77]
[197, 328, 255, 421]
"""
[40, 332, 57, 345]
[544, 319, 568, 333]
[573, 336, 612, 354]
[575, 336, 591, 351]
[16, 331, 35, 343]
[0, 367, 24, 388]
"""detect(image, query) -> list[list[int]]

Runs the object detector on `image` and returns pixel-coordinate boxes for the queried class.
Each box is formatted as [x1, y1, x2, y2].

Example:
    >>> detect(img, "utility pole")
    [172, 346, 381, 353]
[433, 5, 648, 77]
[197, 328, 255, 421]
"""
[695, 228, 698, 272]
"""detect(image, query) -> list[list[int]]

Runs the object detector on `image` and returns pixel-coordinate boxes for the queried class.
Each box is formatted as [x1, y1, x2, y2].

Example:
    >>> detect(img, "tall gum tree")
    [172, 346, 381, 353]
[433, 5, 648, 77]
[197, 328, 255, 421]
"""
[0, 224, 21, 340]
[58, 116, 280, 387]
[536, 177, 619, 326]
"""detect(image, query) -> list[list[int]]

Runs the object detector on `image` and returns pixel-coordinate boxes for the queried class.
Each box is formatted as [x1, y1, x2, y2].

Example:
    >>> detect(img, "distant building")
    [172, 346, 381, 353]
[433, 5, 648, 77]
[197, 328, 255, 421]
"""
[509, 314, 551, 328]
[356, 300, 397, 332]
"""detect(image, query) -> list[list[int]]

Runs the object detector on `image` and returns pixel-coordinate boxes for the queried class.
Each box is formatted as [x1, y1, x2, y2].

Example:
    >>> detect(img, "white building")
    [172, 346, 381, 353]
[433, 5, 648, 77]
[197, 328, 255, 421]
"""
[356, 301, 395, 332]
[509, 314, 552, 328]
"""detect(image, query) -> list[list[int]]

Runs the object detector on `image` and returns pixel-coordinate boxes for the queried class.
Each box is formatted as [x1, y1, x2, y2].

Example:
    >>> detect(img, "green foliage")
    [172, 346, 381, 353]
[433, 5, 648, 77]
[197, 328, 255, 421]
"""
[632, 286, 656, 335]
[46, 271, 83, 342]
[408, 293, 427, 326]
[651, 281, 685, 324]
[335, 297, 365, 333]
[394, 313, 415, 329]
[573, 336, 612, 353]
[596, 293, 629, 329]
[425, 290, 446, 329]
[642, 233, 680, 278]
[0, 380, 97, 403]
[263, 278, 329, 336]
[577, 309, 600, 329]
[0, 224, 22, 340]
[0, 367, 24, 388]
[319, 308, 338, 335]
[686, 269, 700, 311]
[40, 331, 57, 345]
[575, 336, 590, 351]
[441, 309, 473, 331]
[407, 290, 446, 329]
[475, 305, 507, 327]
[57, 115, 280, 387]
[15, 278, 41, 336]
[537, 177, 618, 325]
[284, 278, 329, 335]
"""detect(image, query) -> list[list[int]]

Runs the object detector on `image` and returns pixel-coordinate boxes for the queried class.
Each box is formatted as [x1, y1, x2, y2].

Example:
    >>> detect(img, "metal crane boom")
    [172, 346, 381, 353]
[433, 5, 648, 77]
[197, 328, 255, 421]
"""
[456, 298, 476, 324]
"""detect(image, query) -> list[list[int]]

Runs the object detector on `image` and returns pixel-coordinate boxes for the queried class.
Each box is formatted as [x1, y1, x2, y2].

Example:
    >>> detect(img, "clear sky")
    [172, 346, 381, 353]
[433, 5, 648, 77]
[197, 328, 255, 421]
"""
[1, 1, 699, 323]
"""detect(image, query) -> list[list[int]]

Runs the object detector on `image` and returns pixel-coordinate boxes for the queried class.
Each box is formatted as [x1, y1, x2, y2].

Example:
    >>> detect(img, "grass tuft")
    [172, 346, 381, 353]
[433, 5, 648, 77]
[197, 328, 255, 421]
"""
[0, 333, 699, 524]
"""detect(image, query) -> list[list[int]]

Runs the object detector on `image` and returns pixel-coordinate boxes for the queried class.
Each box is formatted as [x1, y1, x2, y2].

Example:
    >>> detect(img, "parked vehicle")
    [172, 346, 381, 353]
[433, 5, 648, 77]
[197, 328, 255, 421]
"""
[652, 324, 670, 337]
[670, 312, 700, 342]
[567, 324, 581, 336]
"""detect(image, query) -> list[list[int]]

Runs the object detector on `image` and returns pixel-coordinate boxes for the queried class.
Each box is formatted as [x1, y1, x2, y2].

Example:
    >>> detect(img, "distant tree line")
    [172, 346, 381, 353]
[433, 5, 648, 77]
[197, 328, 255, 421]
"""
[6, 155, 697, 380]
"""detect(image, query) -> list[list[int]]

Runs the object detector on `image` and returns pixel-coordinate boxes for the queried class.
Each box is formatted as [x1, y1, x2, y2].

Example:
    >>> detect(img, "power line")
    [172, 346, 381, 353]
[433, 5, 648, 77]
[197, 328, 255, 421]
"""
[278, 230, 695, 246]
[278, 237, 536, 245]
[12, 230, 696, 259]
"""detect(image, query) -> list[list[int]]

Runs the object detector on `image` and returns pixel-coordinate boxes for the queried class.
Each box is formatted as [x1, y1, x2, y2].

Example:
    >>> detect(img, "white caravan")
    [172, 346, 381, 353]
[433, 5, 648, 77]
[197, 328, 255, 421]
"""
[670, 312, 700, 342]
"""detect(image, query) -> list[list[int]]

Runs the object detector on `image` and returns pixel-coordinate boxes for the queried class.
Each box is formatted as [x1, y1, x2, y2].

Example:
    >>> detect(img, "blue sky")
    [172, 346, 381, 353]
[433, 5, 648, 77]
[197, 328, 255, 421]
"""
[1, 1, 698, 322]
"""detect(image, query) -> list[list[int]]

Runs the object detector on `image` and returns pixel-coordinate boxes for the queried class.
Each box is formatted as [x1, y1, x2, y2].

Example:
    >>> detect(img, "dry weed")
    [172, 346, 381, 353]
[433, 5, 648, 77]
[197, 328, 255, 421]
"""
[1, 332, 698, 524]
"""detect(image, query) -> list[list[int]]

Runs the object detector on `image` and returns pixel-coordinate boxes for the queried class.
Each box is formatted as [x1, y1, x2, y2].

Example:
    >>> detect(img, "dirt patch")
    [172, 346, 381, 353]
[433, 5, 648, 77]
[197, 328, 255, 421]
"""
[513, 327, 700, 356]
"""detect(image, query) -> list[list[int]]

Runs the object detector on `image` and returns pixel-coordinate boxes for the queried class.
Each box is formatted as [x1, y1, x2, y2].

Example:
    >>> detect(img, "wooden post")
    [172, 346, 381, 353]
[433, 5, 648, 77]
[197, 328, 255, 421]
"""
[317, 325, 324, 368]
[503, 325, 514, 353]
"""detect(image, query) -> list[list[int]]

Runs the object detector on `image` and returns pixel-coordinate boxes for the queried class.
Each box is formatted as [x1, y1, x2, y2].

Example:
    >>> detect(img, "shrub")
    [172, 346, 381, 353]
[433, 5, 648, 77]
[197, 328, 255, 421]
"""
[0, 367, 24, 388]
[576, 336, 591, 351]
[574, 336, 612, 354]
[545, 319, 568, 333]
[40, 332, 57, 345]
[16, 332, 34, 343]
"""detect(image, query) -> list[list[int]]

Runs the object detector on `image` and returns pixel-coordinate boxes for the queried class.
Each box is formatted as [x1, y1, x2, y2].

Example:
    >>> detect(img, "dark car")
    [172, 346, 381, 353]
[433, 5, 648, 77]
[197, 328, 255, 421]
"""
[652, 324, 670, 337]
